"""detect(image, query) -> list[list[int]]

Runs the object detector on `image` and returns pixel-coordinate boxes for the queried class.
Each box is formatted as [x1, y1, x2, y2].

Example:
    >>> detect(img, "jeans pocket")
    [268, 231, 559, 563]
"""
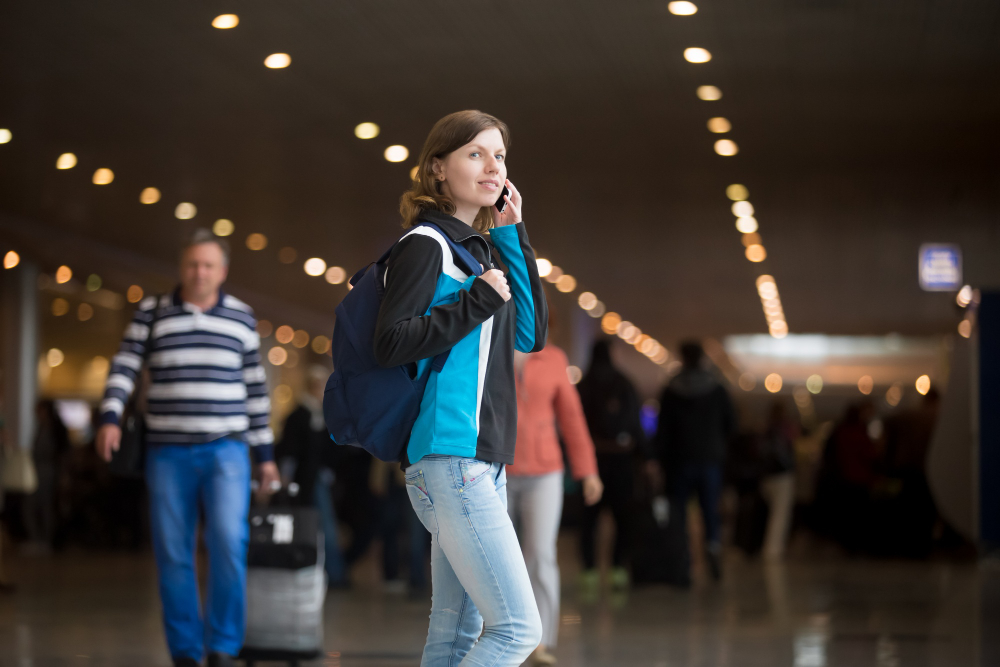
[405, 470, 430, 501]
[405, 471, 437, 534]
[458, 458, 493, 491]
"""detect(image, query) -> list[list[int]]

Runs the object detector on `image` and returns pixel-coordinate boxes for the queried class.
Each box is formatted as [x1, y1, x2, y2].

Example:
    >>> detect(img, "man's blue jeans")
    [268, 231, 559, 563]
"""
[671, 462, 723, 546]
[146, 439, 251, 661]
[405, 455, 542, 666]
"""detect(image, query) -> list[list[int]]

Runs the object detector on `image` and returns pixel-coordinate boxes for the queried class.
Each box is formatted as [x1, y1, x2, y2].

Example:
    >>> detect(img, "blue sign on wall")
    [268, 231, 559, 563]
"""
[919, 244, 962, 292]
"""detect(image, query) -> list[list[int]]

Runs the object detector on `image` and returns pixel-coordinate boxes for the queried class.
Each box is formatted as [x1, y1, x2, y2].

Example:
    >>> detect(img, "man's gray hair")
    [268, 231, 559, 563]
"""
[183, 228, 231, 265]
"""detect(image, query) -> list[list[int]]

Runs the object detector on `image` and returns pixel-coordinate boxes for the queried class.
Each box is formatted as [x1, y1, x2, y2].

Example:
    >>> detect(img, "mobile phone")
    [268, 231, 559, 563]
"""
[495, 184, 511, 213]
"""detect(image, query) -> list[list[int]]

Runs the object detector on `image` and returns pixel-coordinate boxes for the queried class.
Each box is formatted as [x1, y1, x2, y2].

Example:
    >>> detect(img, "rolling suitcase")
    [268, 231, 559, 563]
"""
[239, 500, 326, 666]
[631, 495, 692, 588]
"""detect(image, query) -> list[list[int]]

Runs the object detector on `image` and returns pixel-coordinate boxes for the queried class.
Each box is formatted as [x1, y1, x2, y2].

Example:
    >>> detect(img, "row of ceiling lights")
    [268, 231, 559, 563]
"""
[668, 3, 789, 341]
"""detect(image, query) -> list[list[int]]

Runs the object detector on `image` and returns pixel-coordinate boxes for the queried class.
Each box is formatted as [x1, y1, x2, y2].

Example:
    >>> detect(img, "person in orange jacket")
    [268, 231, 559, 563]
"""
[507, 345, 603, 666]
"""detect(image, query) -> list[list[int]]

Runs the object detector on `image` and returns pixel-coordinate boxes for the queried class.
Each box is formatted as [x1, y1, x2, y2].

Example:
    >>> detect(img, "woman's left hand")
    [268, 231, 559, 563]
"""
[491, 179, 522, 227]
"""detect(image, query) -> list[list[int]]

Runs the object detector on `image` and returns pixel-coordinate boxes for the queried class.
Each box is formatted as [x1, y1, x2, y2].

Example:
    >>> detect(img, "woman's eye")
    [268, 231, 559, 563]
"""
[496, 155, 505, 161]
[470, 151, 481, 158]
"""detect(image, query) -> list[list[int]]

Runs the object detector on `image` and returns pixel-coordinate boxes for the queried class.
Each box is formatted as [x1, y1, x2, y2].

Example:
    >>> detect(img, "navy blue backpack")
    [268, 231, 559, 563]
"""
[323, 223, 483, 462]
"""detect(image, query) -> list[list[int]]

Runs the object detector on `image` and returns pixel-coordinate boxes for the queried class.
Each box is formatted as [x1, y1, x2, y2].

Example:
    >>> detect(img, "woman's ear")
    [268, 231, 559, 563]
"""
[430, 157, 445, 183]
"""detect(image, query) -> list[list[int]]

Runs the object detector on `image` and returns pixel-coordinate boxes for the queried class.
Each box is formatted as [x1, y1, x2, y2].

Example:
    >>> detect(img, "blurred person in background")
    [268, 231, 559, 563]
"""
[819, 400, 880, 551]
[653, 341, 736, 581]
[760, 400, 799, 561]
[577, 338, 645, 592]
[275, 365, 347, 588]
[95, 229, 279, 667]
[0, 390, 14, 592]
[507, 343, 603, 666]
[22, 399, 69, 554]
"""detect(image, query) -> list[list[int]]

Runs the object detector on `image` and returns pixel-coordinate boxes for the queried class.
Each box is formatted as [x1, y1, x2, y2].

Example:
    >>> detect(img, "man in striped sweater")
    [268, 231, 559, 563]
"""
[96, 229, 279, 667]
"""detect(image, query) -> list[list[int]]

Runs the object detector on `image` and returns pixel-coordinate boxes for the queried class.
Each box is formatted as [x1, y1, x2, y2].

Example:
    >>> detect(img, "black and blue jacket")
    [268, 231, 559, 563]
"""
[373, 210, 548, 466]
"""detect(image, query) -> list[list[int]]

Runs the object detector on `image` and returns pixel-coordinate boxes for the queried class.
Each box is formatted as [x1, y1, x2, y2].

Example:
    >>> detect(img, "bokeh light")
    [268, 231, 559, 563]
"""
[56, 153, 77, 169]
[257, 320, 274, 338]
[714, 139, 738, 156]
[304, 258, 327, 276]
[264, 53, 291, 69]
[684, 48, 712, 63]
[275, 325, 294, 345]
[858, 375, 874, 395]
[668, 1, 698, 15]
[726, 184, 749, 201]
[51, 298, 69, 316]
[384, 145, 409, 162]
[127, 285, 144, 303]
[764, 373, 783, 393]
[55, 265, 73, 284]
[707, 117, 731, 133]
[738, 373, 756, 391]
[536, 258, 553, 277]
[555, 274, 577, 293]
[578, 292, 598, 310]
[3, 251, 19, 269]
[78, 303, 94, 321]
[140, 187, 161, 204]
[354, 122, 380, 139]
[735, 216, 759, 234]
[47, 348, 65, 368]
[745, 244, 767, 262]
[292, 330, 310, 348]
[601, 312, 621, 335]
[86, 274, 102, 291]
[174, 203, 197, 220]
[697, 85, 722, 101]
[806, 374, 823, 394]
[92, 168, 114, 185]
[311, 335, 331, 355]
[274, 384, 293, 403]
[915, 375, 931, 396]
[567, 366, 583, 384]
[212, 14, 239, 29]
[886, 383, 903, 407]
[268, 347, 288, 366]
[246, 233, 268, 251]
[325, 266, 346, 284]
[0, 129, 11, 144]
[213, 219, 234, 237]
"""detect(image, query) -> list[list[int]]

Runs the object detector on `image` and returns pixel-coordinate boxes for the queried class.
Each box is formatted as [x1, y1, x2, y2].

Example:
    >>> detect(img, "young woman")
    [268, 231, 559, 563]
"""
[373, 110, 548, 666]
[507, 344, 603, 665]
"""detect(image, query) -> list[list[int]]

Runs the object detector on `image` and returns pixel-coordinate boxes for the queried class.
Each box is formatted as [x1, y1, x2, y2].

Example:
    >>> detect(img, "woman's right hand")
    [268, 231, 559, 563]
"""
[480, 269, 511, 302]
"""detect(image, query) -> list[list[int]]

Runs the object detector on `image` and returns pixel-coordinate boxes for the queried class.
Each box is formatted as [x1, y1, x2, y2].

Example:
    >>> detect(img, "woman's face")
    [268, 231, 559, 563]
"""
[434, 127, 507, 222]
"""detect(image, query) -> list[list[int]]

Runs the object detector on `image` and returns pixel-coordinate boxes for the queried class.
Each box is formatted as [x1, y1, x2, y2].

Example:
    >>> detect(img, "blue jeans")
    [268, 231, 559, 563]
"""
[146, 439, 251, 661]
[405, 455, 542, 666]
[671, 462, 723, 546]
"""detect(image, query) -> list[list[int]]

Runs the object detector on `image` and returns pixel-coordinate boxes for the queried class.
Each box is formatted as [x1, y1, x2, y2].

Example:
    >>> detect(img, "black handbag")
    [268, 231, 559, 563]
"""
[107, 299, 161, 479]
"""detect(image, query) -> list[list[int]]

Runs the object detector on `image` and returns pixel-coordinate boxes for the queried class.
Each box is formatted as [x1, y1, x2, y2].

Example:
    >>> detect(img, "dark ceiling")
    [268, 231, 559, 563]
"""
[1, 0, 999, 345]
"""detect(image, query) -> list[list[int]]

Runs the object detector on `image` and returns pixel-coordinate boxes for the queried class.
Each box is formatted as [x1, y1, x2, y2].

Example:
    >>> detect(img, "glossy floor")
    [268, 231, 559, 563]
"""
[0, 543, 995, 666]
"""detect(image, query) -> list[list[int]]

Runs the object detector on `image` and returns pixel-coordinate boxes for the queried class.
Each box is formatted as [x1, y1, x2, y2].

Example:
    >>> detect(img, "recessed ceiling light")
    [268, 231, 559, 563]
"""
[140, 187, 161, 204]
[213, 219, 234, 236]
[696, 85, 722, 101]
[732, 201, 754, 217]
[745, 244, 766, 262]
[384, 145, 409, 162]
[56, 153, 77, 169]
[354, 122, 380, 139]
[707, 117, 731, 133]
[735, 216, 758, 234]
[668, 1, 698, 15]
[684, 48, 712, 63]
[0, 129, 11, 144]
[264, 53, 291, 69]
[212, 14, 239, 29]
[304, 258, 327, 276]
[726, 184, 748, 201]
[714, 139, 738, 156]
[92, 168, 114, 185]
[174, 203, 197, 220]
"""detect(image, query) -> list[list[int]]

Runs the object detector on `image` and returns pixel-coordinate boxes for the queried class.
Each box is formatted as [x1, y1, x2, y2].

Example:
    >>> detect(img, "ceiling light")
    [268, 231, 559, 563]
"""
[726, 184, 748, 201]
[246, 233, 268, 251]
[384, 145, 409, 162]
[47, 348, 65, 368]
[738, 373, 756, 391]
[278, 247, 297, 264]
[684, 48, 712, 63]
[325, 266, 346, 284]
[536, 258, 553, 277]
[275, 325, 295, 345]
[267, 347, 288, 366]
[257, 320, 274, 338]
[0, 129, 11, 144]
[714, 139, 738, 156]
[354, 122, 380, 139]
[769, 321, 788, 338]
[92, 168, 114, 185]
[806, 374, 823, 394]
[958, 319, 972, 338]
[55, 265, 73, 284]
[956, 285, 973, 307]
[140, 187, 161, 204]
[312, 335, 331, 355]
[292, 330, 310, 348]
[741, 232, 762, 247]
[707, 117, 731, 133]
[757, 282, 778, 300]
[78, 303, 94, 321]
[555, 274, 577, 293]
[174, 202, 197, 220]
[886, 383, 903, 407]
[264, 53, 291, 69]
[588, 301, 606, 318]
[735, 216, 758, 234]
[764, 373, 783, 393]
[745, 244, 766, 262]
[544, 266, 563, 283]
[578, 292, 598, 310]
[86, 274, 102, 291]
[617, 322, 636, 341]
[857, 375, 874, 395]
[601, 312, 622, 335]
[3, 251, 19, 269]
[732, 201, 755, 217]
[213, 219, 234, 237]
[212, 14, 239, 29]
[697, 85, 722, 101]
[127, 285, 144, 303]
[51, 298, 69, 316]
[56, 153, 77, 170]
[915, 375, 931, 396]
[668, 1, 698, 15]
[304, 258, 327, 276]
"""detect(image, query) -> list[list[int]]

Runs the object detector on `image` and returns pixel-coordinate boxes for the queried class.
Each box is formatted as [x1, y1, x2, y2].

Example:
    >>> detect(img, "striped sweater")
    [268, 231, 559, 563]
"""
[99, 289, 274, 463]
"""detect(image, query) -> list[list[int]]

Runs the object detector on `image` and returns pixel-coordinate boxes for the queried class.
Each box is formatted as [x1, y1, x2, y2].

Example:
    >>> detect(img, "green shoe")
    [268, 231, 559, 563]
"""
[610, 566, 630, 590]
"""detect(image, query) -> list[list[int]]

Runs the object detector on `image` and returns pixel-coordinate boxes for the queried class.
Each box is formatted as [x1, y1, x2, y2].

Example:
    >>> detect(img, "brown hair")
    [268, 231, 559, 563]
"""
[183, 228, 230, 265]
[400, 110, 510, 233]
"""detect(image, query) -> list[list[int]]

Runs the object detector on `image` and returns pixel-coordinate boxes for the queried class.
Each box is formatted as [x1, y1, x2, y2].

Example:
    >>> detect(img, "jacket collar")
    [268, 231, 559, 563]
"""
[172, 285, 226, 313]
[418, 209, 487, 244]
